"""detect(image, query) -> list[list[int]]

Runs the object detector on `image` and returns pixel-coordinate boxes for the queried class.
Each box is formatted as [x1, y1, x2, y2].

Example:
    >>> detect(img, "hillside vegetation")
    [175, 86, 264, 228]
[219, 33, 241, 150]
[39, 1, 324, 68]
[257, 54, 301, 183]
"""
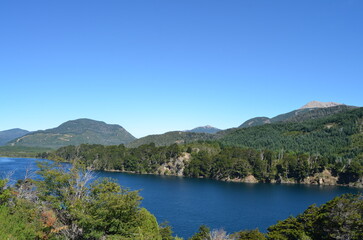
[9, 119, 136, 149]
[0, 162, 174, 240]
[220, 107, 363, 158]
[0, 128, 29, 146]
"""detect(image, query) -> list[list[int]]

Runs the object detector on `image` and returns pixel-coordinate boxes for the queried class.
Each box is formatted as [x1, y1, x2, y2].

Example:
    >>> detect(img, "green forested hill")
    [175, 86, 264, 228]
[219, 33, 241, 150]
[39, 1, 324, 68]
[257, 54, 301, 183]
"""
[8, 118, 136, 149]
[220, 107, 363, 158]
[0, 128, 29, 146]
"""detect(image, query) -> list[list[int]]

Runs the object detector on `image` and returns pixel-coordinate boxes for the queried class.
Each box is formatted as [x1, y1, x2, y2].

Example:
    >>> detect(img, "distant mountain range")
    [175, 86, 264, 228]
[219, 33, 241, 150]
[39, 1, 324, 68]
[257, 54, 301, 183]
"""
[127, 126, 221, 148]
[185, 125, 221, 134]
[4, 101, 360, 150]
[127, 101, 359, 147]
[128, 106, 363, 159]
[0, 128, 29, 146]
[126, 131, 215, 148]
[9, 119, 136, 149]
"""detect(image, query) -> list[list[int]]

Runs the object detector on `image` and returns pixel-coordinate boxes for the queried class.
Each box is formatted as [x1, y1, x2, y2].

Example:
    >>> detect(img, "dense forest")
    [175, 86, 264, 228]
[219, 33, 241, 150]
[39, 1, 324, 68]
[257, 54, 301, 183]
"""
[1, 162, 362, 239]
[0, 146, 51, 158]
[40, 138, 363, 186]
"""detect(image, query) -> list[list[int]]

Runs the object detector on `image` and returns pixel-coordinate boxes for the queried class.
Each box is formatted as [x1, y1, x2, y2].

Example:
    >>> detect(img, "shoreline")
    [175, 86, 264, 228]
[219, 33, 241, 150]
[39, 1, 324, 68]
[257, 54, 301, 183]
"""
[3, 156, 361, 188]
[95, 168, 363, 188]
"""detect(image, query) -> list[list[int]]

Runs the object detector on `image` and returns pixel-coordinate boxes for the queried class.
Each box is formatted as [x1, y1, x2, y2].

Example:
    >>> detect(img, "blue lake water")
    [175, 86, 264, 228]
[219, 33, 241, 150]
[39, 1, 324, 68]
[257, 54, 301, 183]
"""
[1, 157, 362, 238]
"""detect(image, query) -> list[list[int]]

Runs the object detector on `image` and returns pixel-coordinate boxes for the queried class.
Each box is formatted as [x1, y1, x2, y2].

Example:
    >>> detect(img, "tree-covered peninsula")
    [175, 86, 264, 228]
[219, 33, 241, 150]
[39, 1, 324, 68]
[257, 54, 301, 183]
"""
[39, 141, 362, 187]
[39, 107, 363, 187]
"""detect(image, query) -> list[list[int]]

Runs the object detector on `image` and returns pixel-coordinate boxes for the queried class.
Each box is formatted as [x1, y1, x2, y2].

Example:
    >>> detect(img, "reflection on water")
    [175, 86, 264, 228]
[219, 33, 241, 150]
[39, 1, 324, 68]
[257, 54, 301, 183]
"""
[0, 158, 14, 163]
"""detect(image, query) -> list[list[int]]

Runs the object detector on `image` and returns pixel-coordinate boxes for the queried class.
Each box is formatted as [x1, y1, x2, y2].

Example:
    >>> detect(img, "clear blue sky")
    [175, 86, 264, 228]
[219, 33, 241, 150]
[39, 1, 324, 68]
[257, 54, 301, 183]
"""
[1, 0, 362, 138]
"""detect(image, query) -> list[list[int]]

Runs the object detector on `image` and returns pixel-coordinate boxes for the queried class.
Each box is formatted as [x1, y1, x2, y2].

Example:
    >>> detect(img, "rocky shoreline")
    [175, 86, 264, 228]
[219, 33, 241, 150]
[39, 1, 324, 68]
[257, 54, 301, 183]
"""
[97, 167, 363, 188]
[82, 152, 363, 188]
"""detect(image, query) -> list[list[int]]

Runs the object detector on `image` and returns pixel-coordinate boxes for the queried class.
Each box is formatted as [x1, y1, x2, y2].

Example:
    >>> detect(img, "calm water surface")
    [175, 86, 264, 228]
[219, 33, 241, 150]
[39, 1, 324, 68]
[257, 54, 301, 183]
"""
[1, 157, 362, 238]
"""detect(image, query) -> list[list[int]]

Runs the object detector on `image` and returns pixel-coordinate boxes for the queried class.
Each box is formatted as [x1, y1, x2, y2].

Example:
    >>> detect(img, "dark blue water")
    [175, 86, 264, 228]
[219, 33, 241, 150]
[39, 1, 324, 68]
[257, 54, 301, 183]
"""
[1, 157, 362, 238]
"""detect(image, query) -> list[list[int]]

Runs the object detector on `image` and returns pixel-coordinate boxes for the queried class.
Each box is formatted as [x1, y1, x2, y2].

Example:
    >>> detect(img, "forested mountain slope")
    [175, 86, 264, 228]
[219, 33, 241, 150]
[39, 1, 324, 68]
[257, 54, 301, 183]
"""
[9, 118, 136, 149]
[220, 107, 363, 158]
[0, 128, 29, 146]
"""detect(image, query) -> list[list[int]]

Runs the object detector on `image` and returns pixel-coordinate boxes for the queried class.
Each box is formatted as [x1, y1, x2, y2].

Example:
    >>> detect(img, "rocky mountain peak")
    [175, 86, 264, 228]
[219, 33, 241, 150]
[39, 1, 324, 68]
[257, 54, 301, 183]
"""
[300, 101, 344, 109]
